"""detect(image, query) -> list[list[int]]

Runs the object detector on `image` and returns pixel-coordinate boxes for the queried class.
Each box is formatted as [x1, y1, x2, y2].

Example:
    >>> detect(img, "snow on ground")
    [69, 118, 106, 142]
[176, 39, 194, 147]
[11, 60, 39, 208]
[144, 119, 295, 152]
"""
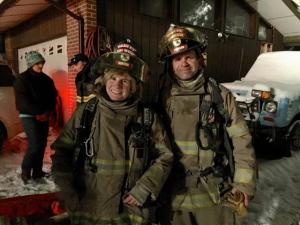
[0, 130, 59, 199]
[243, 152, 300, 225]
[1, 130, 300, 224]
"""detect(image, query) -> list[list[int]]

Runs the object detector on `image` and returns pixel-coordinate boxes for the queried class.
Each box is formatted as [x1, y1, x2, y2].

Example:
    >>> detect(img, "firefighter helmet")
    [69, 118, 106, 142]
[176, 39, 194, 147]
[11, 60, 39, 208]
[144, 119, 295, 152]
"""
[159, 24, 207, 60]
[114, 38, 138, 56]
[91, 52, 148, 82]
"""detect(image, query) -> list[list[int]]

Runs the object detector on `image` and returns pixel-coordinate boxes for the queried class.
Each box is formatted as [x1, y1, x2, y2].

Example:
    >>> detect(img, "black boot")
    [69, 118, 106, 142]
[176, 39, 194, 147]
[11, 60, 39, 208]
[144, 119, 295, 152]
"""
[21, 171, 31, 184]
[32, 170, 50, 179]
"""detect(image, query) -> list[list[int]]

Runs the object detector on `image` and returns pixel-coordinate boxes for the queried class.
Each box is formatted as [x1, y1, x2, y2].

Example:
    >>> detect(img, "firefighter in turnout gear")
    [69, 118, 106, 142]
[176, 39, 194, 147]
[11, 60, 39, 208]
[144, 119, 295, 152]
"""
[51, 47, 173, 225]
[157, 24, 257, 225]
[68, 53, 96, 105]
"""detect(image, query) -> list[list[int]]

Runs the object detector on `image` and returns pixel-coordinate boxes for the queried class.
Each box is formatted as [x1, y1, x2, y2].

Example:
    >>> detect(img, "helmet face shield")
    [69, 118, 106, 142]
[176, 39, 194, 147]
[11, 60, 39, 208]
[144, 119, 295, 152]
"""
[159, 24, 208, 60]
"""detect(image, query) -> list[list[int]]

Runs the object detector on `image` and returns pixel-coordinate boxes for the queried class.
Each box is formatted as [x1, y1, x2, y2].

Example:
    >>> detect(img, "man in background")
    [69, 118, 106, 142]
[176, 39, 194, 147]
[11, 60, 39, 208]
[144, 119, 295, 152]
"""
[68, 53, 96, 104]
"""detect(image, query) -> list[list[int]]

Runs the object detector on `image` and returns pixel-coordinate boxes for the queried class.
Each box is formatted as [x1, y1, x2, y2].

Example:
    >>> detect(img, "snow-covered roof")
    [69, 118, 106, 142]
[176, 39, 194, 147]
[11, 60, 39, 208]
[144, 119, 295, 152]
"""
[223, 79, 300, 101]
[244, 51, 300, 85]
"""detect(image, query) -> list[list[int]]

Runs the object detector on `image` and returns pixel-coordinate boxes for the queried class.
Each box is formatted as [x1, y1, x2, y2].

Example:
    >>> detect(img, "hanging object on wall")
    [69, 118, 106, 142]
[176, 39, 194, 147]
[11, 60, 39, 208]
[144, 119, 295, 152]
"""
[217, 32, 230, 42]
[260, 42, 273, 54]
[86, 26, 112, 59]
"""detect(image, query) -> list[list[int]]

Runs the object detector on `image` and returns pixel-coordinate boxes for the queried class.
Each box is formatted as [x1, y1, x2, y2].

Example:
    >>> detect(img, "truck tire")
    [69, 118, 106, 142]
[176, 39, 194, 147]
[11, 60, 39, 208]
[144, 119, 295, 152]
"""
[289, 123, 300, 151]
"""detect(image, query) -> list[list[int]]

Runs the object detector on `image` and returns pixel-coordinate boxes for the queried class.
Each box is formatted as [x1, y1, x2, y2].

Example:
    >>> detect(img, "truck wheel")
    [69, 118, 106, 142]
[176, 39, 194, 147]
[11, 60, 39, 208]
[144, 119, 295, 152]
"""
[289, 123, 300, 151]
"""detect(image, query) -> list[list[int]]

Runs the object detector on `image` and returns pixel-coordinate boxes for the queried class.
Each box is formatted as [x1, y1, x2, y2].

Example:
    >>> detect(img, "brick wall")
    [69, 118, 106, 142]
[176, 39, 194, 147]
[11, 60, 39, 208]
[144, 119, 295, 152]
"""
[66, 0, 97, 119]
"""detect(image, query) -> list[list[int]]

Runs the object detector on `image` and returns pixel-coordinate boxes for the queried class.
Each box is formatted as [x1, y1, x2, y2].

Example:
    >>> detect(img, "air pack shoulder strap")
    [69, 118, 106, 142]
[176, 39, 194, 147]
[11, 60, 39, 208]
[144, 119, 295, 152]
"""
[198, 76, 235, 179]
[206, 77, 230, 125]
[80, 96, 98, 130]
[73, 97, 98, 173]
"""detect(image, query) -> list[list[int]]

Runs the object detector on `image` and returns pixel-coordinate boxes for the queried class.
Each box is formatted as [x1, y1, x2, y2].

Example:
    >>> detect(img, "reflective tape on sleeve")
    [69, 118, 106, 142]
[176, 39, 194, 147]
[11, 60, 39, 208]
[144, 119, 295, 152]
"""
[76, 94, 96, 103]
[155, 144, 169, 152]
[175, 141, 199, 155]
[93, 159, 131, 175]
[234, 168, 256, 184]
[172, 192, 216, 209]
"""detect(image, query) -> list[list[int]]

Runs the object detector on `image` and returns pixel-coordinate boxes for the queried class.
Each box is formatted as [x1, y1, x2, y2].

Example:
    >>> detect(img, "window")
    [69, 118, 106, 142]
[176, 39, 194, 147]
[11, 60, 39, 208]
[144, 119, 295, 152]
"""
[140, 0, 167, 18]
[258, 21, 272, 42]
[258, 23, 267, 41]
[225, 0, 251, 37]
[180, 0, 215, 29]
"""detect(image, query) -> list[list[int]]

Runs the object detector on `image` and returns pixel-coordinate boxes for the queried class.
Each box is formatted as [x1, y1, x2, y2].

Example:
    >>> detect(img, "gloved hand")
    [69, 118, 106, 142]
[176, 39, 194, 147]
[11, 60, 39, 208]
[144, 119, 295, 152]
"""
[221, 190, 247, 217]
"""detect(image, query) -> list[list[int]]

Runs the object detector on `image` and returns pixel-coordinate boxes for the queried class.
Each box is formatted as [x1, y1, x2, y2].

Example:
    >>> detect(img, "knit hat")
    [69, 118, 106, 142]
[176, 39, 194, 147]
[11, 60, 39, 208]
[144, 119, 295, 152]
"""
[26, 51, 45, 68]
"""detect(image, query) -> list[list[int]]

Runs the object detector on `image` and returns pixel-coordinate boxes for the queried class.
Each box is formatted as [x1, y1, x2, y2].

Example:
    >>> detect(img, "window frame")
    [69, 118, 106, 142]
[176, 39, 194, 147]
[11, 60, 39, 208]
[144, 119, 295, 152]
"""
[178, 0, 220, 31]
[258, 19, 273, 42]
[139, 0, 168, 18]
[224, 0, 256, 38]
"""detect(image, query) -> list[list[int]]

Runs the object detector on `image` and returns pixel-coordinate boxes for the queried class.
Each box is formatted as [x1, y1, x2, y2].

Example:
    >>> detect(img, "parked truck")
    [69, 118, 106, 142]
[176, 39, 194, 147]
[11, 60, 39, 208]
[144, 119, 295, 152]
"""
[222, 51, 300, 156]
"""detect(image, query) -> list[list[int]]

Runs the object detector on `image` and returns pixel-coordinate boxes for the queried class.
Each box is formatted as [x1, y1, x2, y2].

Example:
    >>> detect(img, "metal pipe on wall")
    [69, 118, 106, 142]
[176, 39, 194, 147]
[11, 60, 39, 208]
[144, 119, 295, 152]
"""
[46, 0, 85, 54]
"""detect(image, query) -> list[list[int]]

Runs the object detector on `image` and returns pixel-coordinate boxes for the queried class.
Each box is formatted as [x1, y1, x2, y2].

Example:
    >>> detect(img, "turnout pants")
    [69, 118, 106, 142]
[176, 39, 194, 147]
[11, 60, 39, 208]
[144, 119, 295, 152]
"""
[160, 205, 240, 225]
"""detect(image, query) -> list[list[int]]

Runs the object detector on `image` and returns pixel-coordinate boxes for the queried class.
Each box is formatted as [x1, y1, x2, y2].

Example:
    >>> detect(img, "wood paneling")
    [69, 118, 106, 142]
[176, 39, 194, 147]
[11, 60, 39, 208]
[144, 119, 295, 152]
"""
[7, 6, 66, 49]
[273, 29, 285, 51]
[205, 30, 261, 82]
[5, 6, 66, 71]
[101, 0, 285, 101]
[103, 0, 170, 70]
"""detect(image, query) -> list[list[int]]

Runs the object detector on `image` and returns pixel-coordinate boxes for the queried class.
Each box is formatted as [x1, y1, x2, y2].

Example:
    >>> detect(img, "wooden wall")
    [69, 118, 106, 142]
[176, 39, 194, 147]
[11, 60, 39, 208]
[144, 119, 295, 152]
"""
[204, 29, 262, 82]
[102, 0, 170, 89]
[100, 0, 285, 85]
[99, 0, 285, 105]
[5, 6, 66, 71]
